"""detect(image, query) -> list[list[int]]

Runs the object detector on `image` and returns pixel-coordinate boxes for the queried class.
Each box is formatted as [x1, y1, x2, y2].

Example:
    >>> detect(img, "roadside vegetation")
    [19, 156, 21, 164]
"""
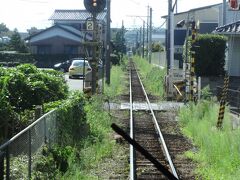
[0, 64, 68, 143]
[104, 57, 127, 98]
[133, 55, 166, 98]
[31, 59, 128, 179]
[179, 98, 240, 179]
[61, 58, 128, 179]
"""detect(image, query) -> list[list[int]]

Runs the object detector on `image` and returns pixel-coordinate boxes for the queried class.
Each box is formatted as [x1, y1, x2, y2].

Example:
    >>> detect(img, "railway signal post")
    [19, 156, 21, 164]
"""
[84, 0, 106, 94]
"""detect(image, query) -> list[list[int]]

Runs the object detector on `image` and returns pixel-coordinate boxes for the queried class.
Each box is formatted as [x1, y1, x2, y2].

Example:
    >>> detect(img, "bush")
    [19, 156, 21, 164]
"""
[183, 34, 227, 76]
[0, 52, 35, 64]
[55, 91, 88, 146]
[152, 42, 164, 52]
[0, 64, 68, 142]
[0, 64, 68, 111]
[110, 53, 120, 65]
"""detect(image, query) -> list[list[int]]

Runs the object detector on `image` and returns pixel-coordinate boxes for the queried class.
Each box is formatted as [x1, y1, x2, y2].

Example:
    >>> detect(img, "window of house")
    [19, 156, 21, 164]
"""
[64, 45, 78, 54]
[37, 45, 51, 54]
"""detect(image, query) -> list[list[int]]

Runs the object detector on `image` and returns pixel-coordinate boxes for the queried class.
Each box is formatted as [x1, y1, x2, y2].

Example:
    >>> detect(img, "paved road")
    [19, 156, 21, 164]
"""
[64, 74, 84, 91]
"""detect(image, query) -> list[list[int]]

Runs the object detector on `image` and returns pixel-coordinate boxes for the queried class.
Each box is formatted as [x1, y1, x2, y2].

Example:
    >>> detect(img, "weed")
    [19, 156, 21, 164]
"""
[133, 56, 166, 98]
[179, 100, 240, 179]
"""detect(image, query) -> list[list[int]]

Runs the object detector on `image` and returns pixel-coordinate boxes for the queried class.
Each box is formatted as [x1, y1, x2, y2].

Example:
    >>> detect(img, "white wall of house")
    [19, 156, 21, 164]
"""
[227, 37, 240, 76]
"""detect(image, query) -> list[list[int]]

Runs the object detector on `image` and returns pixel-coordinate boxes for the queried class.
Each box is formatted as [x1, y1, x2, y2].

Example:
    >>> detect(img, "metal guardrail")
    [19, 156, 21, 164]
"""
[217, 86, 240, 115]
[0, 109, 57, 180]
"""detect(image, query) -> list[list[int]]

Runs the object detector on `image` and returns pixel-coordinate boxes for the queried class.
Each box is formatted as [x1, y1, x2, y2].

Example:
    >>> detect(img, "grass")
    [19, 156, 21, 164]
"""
[104, 60, 127, 99]
[62, 61, 129, 179]
[133, 55, 166, 98]
[179, 100, 240, 179]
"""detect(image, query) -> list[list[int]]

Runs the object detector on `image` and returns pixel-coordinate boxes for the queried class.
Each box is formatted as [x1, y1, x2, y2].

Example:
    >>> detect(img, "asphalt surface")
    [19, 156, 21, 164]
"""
[64, 74, 84, 91]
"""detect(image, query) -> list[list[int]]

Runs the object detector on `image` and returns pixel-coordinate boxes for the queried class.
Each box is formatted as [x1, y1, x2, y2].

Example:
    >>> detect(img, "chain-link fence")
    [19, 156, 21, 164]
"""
[0, 109, 57, 180]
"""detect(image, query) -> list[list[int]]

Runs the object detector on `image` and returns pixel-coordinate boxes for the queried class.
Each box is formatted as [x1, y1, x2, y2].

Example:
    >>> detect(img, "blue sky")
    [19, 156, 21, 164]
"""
[0, 0, 222, 32]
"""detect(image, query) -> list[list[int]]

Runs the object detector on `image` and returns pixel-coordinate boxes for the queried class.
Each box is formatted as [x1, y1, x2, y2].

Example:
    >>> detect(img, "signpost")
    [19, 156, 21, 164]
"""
[86, 20, 94, 31]
[84, 0, 106, 94]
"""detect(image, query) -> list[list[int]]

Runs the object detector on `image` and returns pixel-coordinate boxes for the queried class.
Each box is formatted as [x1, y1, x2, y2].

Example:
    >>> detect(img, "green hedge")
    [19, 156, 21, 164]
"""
[0, 52, 35, 65]
[0, 53, 84, 68]
[33, 54, 83, 68]
[0, 64, 68, 142]
[183, 34, 227, 76]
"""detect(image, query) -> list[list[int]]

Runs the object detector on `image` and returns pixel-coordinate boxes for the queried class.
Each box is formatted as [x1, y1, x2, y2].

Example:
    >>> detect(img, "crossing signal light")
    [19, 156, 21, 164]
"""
[93, 0, 97, 7]
[229, 0, 239, 10]
[84, 0, 106, 14]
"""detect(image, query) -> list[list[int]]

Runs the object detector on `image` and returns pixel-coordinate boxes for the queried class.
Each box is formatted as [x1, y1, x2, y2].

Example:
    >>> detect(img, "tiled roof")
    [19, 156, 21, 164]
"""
[49, 9, 107, 21]
[214, 21, 240, 34]
[25, 24, 92, 40]
[58, 24, 92, 39]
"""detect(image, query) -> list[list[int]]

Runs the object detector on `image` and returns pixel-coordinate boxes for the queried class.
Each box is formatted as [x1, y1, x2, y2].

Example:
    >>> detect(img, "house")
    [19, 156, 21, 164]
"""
[26, 9, 107, 67]
[27, 24, 91, 55]
[214, 20, 240, 77]
[162, 3, 222, 68]
[213, 3, 240, 77]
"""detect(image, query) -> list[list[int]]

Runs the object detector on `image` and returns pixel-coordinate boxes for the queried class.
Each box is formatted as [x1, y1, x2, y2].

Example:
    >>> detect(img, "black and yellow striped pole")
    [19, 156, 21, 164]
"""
[190, 21, 197, 101]
[217, 74, 229, 129]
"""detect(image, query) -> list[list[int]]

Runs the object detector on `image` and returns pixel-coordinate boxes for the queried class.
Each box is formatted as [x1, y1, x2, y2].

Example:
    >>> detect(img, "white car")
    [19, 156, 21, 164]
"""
[68, 59, 92, 79]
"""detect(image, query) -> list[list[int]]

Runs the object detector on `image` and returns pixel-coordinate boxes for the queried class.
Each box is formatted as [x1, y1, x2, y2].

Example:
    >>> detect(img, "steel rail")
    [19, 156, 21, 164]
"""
[133, 63, 179, 179]
[129, 66, 135, 180]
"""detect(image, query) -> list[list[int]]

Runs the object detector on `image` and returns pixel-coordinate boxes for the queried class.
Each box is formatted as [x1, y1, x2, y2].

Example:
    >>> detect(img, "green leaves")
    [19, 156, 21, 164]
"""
[183, 34, 227, 76]
[0, 64, 68, 142]
[1, 64, 68, 111]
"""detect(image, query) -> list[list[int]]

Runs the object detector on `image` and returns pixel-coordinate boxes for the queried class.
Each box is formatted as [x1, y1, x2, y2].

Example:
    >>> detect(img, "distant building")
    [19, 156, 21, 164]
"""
[124, 28, 165, 51]
[26, 9, 107, 57]
[214, 21, 240, 76]
[162, 3, 221, 68]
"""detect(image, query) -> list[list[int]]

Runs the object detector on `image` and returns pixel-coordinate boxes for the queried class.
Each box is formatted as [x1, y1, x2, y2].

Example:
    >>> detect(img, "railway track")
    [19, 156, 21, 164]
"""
[111, 60, 197, 179]
[129, 61, 178, 179]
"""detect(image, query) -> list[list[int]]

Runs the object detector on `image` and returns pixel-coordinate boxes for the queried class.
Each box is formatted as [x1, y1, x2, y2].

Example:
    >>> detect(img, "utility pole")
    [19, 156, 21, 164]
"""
[84, 0, 106, 95]
[146, 6, 149, 62]
[223, 0, 226, 25]
[149, 7, 152, 63]
[142, 20, 145, 58]
[136, 31, 138, 51]
[170, 0, 174, 70]
[106, 0, 111, 85]
[139, 27, 142, 56]
[175, 0, 178, 13]
[91, 13, 97, 94]
[167, 0, 174, 70]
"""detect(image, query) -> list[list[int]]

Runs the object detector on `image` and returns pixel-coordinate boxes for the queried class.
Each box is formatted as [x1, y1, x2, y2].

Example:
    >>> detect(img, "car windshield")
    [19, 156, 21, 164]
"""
[72, 60, 89, 67]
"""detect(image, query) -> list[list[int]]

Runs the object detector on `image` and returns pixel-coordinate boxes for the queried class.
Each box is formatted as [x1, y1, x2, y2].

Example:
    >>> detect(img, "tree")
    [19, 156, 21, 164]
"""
[152, 42, 164, 52]
[8, 29, 29, 53]
[27, 27, 40, 36]
[112, 25, 127, 63]
[0, 23, 9, 34]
